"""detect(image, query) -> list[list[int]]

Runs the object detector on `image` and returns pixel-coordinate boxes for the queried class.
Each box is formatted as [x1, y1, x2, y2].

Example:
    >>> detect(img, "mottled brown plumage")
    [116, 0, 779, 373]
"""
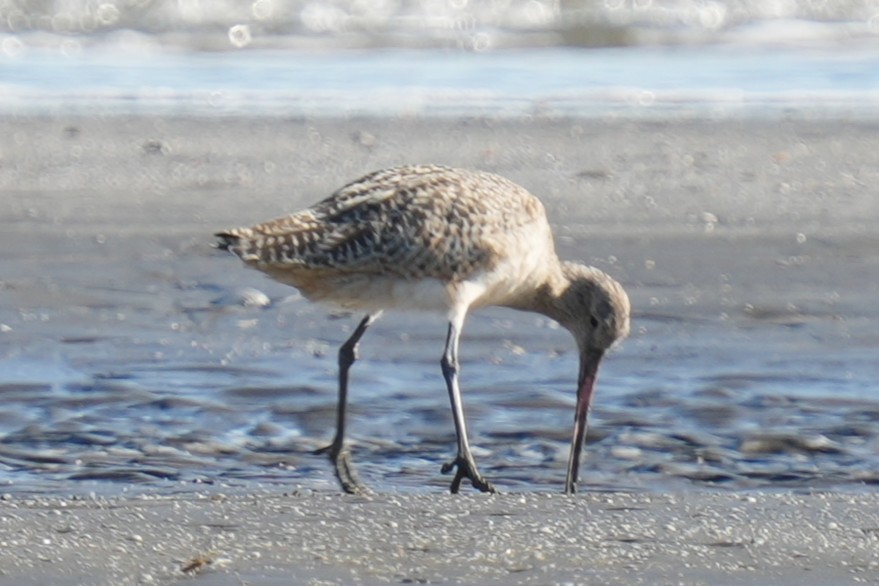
[217, 164, 630, 494]
[218, 165, 547, 298]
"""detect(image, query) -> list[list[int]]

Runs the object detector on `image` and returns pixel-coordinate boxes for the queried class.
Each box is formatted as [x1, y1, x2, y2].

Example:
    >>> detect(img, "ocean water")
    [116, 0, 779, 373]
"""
[1, 0, 879, 117]
[4, 45, 879, 119]
[1, 1, 879, 497]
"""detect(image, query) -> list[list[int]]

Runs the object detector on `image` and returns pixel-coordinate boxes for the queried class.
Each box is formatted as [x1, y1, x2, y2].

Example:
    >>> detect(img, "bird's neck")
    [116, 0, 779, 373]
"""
[499, 261, 571, 323]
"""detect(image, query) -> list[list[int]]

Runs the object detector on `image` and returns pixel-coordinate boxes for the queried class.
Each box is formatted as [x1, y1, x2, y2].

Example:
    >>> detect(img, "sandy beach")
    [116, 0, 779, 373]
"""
[1, 113, 879, 583]
[2, 490, 879, 585]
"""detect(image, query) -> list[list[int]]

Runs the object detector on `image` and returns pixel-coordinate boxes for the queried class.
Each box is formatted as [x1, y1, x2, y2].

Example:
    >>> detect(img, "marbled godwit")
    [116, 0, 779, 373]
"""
[216, 165, 630, 494]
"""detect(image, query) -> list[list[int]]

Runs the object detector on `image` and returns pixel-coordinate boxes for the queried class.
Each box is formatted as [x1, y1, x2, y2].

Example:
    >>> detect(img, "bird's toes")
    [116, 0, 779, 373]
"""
[313, 444, 370, 494]
[441, 456, 496, 494]
[473, 477, 497, 494]
[334, 450, 370, 495]
[312, 444, 332, 456]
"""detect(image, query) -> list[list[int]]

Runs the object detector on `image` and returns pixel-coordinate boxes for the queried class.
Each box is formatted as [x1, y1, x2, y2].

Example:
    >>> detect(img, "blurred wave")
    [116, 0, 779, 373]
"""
[2, 1, 879, 118]
[1, 0, 879, 53]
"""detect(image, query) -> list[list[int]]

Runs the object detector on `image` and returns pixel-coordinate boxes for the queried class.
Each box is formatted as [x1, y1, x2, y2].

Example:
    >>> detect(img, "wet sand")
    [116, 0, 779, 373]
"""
[2, 491, 879, 585]
[2, 114, 879, 582]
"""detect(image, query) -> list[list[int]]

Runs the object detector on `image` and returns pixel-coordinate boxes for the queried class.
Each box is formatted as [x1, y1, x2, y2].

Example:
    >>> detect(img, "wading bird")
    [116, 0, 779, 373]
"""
[216, 165, 630, 494]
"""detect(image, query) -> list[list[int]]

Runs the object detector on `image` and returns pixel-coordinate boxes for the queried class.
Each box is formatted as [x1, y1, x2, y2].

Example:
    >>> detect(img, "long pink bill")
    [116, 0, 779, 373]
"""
[564, 348, 604, 494]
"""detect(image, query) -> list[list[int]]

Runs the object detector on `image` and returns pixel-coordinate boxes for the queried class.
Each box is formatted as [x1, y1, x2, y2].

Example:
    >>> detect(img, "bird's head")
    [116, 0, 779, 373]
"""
[555, 262, 630, 360]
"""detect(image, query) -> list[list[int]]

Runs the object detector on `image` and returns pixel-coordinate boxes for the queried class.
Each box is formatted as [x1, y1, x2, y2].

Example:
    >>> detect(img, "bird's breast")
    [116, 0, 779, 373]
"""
[274, 267, 456, 313]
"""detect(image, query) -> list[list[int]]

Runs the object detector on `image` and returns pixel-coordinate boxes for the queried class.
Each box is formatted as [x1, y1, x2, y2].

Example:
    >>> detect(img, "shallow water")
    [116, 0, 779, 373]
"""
[3, 241, 877, 496]
[3, 46, 879, 119]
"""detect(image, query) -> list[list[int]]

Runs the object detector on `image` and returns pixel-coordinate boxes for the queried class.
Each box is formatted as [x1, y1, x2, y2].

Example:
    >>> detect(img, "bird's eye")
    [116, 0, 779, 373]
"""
[589, 315, 599, 328]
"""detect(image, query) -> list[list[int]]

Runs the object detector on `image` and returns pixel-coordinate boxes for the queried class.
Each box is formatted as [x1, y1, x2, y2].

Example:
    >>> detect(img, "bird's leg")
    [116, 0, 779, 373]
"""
[314, 313, 374, 494]
[439, 320, 496, 494]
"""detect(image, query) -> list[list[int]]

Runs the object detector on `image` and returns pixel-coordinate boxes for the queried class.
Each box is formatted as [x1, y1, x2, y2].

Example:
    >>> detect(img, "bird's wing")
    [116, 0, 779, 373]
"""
[217, 165, 546, 281]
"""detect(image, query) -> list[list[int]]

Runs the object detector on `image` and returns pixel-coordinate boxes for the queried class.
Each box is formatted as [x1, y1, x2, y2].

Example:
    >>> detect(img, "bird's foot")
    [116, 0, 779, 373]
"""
[441, 456, 497, 494]
[313, 444, 369, 495]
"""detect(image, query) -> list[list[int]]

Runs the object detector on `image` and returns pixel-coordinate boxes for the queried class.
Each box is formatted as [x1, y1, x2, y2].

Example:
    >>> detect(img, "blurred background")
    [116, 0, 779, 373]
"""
[2, 0, 879, 117]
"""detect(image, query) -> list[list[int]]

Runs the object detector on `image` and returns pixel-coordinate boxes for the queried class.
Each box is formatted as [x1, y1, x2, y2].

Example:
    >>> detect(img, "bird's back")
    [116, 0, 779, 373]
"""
[217, 165, 551, 289]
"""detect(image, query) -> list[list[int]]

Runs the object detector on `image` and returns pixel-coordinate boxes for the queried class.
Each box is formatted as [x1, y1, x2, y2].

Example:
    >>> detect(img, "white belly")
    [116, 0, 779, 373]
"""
[320, 274, 455, 313]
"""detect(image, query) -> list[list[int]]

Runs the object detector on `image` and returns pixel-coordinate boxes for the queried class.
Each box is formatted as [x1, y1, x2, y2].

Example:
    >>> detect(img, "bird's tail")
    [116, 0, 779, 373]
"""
[214, 230, 243, 252]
